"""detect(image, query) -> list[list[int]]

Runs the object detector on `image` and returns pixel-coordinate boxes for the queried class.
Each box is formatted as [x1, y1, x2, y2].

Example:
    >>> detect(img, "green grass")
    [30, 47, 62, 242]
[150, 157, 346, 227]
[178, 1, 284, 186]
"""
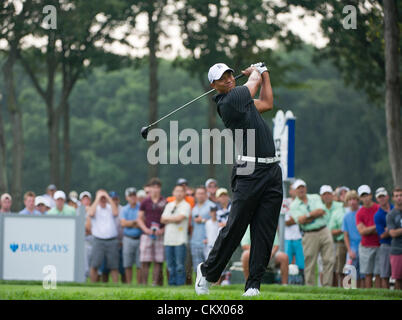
[0, 281, 401, 300]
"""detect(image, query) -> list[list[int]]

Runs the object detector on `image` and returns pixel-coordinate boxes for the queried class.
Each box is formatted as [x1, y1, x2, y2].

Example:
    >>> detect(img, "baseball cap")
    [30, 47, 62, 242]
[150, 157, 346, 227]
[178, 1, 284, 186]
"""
[1, 193, 12, 201]
[320, 185, 333, 195]
[292, 179, 306, 190]
[125, 187, 137, 197]
[53, 190, 66, 200]
[205, 178, 218, 188]
[216, 188, 229, 198]
[357, 185, 371, 197]
[35, 196, 50, 207]
[375, 187, 388, 198]
[137, 190, 146, 198]
[109, 191, 119, 198]
[208, 63, 234, 83]
[69, 191, 78, 201]
[47, 184, 57, 191]
[176, 178, 188, 186]
[79, 191, 92, 200]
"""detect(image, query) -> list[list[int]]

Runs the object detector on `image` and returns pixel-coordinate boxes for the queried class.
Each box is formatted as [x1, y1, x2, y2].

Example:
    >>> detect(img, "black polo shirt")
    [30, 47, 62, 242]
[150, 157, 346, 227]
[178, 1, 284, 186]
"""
[213, 85, 276, 158]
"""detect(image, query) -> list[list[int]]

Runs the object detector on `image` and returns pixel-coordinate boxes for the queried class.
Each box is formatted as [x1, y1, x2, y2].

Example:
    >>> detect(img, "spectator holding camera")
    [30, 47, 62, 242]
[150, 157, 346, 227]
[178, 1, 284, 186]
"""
[87, 189, 120, 283]
[137, 178, 166, 285]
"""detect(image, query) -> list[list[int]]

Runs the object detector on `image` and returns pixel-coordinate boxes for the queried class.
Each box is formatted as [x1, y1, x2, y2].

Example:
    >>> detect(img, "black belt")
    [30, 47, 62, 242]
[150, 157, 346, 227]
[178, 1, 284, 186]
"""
[125, 235, 141, 240]
[302, 226, 326, 233]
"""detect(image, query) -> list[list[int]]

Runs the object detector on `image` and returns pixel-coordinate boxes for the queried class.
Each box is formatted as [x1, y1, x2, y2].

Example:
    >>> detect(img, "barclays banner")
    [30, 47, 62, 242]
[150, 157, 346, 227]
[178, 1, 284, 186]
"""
[0, 207, 85, 282]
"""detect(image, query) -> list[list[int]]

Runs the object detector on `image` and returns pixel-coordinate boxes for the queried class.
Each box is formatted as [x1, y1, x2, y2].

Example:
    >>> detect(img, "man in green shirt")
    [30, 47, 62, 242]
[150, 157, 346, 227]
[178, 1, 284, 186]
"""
[47, 190, 76, 216]
[290, 179, 335, 286]
[320, 185, 346, 287]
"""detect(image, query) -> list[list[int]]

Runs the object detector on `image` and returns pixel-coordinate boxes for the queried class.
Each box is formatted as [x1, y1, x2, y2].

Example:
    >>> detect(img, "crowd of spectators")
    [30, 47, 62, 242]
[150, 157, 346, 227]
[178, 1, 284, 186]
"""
[1, 178, 401, 290]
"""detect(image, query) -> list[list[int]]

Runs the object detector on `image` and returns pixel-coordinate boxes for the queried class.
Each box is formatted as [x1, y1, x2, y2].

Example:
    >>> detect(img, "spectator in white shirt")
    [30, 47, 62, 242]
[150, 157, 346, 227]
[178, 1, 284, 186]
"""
[87, 189, 119, 283]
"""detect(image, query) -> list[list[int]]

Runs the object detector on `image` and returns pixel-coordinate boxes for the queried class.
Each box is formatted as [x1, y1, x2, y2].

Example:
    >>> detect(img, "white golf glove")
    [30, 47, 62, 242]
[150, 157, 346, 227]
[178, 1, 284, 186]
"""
[251, 62, 268, 74]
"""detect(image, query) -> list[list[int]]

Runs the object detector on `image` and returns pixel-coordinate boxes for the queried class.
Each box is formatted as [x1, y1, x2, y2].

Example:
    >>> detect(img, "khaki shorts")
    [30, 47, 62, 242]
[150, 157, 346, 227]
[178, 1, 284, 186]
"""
[334, 241, 347, 274]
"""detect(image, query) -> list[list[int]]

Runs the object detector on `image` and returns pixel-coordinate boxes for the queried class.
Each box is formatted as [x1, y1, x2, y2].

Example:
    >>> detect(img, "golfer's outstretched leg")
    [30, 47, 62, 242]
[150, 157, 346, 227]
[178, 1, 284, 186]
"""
[199, 193, 257, 283]
[246, 164, 283, 291]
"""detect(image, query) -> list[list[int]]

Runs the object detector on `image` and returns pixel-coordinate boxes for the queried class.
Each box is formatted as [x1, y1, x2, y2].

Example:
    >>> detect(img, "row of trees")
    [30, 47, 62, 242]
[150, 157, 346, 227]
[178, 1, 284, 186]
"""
[0, 0, 401, 210]
[0, 0, 302, 208]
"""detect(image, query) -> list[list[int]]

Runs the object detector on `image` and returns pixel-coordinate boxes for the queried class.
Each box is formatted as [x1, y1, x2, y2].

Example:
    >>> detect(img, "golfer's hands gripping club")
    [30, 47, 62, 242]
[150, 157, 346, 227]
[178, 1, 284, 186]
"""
[250, 62, 268, 74]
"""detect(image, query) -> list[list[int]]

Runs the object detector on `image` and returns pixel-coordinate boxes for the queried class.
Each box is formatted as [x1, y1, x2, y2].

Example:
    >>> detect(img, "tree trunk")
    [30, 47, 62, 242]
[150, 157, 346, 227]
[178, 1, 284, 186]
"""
[147, 5, 159, 180]
[63, 101, 71, 193]
[10, 111, 23, 211]
[0, 93, 8, 195]
[383, 0, 402, 188]
[3, 49, 23, 211]
[48, 107, 60, 187]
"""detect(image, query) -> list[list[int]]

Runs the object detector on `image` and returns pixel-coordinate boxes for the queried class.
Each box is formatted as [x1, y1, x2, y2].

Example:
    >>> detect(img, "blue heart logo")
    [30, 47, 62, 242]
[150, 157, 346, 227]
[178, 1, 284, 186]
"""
[10, 243, 18, 253]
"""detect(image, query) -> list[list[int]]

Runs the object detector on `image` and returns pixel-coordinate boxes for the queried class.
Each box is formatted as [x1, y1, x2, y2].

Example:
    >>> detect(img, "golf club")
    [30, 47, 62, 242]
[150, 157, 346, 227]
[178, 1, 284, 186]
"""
[141, 72, 245, 140]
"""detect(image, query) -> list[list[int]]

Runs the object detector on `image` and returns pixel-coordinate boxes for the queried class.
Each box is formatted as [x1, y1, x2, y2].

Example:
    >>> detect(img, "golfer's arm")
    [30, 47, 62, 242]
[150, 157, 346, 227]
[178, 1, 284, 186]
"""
[244, 70, 262, 98]
[254, 72, 273, 113]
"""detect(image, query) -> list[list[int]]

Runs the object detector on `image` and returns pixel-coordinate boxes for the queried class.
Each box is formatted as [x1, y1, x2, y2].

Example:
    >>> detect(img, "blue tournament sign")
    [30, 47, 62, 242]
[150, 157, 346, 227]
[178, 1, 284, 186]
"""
[273, 110, 296, 181]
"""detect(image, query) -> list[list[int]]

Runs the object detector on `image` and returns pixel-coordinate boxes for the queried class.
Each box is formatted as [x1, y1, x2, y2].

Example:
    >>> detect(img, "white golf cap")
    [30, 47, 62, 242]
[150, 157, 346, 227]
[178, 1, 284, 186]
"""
[216, 188, 229, 198]
[320, 185, 334, 195]
[53, 190, 66, 200]
[35, 196, 50, 207]
[375, 187, 388, 198]
[292, 179, 306, 190]
[208, 63, 234, 83]
[1, 193, 12, 201]
[137, 189, 146, 198]
[358, 185, 371, 196]
[79, 191, 92, 200]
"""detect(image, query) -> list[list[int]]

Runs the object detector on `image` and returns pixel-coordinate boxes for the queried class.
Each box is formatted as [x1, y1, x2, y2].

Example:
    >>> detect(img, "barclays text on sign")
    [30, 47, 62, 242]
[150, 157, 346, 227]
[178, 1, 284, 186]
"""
[9, 242, 69, 254]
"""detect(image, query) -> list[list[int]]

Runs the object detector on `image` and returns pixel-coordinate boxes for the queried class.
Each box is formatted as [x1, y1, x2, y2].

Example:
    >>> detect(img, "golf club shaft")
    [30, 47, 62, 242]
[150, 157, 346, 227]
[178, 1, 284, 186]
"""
[147, 73, 245, 129]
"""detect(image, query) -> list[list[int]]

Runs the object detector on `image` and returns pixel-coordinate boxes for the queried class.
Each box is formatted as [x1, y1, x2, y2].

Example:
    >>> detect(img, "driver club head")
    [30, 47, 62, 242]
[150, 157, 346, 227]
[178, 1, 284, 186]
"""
[140, 126, 149, 140]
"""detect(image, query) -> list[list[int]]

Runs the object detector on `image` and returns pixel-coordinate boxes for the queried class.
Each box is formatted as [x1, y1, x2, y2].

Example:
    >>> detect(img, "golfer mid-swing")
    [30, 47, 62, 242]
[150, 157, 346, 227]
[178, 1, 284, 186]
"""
[195, 63, 283, 296]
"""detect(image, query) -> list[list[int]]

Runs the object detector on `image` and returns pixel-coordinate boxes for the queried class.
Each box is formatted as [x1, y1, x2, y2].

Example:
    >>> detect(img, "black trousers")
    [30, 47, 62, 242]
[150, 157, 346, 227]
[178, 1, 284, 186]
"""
[201, 162, 283, 290]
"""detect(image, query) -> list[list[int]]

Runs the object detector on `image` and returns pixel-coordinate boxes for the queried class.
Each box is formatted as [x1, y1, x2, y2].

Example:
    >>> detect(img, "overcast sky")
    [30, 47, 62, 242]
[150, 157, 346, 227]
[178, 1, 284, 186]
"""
[104, 5, 328, 60]
[3, 3, 328, 60]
